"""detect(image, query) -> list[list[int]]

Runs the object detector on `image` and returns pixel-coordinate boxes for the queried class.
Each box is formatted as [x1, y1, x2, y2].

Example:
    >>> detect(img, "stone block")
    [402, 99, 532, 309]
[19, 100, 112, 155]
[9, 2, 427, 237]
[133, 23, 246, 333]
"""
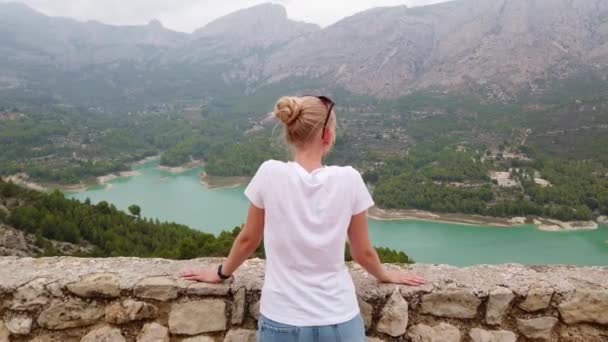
[5, 314, 33, 335]
[469, 328, 517, 342]
[249, 300, 260, 320]
[517, 317, 558, 341]
[421, 289, 481, 319]
[37, 299, 104, 330]
[224, 329, 256, 342]
[182, 336, 215, 342]
[187, 282, 230, 296]
[134, 277, 179, 301]
[486, 287, 514, 325]
[11, 278, 50, 311]
[81, 326, 126, 342]
[105, 299, 158, 324]
[518, 285, 554, 312]
[558, 323, 608, 342]
[358, 297, 373, 330]
[67, 273, 120, 298]
[169, 300, 227, 335]
[137, 322, 169, 342]
[0, 322, 9, 342]
[558, 290, 608, 325]
[46, 282, 64, 298]
[231, 287, 246, 325]
[376, 290, 408, 337]
[408, 323, 461, 342]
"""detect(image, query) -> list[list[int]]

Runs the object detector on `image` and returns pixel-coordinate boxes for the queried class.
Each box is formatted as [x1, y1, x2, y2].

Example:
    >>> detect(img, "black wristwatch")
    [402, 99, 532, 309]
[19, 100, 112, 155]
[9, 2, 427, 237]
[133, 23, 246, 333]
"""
[217, 264, 232, 280]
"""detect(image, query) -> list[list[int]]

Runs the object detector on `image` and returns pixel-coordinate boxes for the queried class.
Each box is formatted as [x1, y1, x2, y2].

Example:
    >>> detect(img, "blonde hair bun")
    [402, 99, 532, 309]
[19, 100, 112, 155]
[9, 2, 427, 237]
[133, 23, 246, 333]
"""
[274, 96, 303, 126]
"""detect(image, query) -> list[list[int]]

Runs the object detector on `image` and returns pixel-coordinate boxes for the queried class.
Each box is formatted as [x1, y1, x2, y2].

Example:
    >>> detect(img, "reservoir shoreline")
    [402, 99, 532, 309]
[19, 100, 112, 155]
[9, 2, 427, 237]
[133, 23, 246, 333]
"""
[63, 162, 608, 266]
[6, 159, 605, 231]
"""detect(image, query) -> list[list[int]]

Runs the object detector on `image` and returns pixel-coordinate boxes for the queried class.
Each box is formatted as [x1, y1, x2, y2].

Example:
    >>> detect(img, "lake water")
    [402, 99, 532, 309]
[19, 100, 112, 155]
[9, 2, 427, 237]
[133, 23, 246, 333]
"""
[65, 162, 608, 266]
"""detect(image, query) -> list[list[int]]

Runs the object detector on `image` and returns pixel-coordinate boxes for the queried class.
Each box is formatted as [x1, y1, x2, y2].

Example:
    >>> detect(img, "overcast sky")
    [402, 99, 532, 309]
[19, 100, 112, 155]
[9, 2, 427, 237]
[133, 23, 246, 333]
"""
[0, 0, 450, 32]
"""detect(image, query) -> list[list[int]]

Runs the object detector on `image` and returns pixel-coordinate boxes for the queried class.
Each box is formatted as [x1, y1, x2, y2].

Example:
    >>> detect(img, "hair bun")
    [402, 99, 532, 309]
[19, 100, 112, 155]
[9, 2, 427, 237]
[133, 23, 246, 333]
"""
[274, 96, 303, 126]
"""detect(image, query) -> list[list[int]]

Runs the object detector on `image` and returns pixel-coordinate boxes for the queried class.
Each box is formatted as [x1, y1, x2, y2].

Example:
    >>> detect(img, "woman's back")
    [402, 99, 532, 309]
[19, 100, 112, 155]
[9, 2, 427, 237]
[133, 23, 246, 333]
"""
[245, 160, 373, 325]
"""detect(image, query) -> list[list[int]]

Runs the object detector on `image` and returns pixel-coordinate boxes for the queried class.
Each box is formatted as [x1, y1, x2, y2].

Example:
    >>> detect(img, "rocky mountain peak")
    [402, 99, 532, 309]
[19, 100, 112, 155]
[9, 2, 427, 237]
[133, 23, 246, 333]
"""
[148, 19, 164, 29]
[192, 3, 319, 44]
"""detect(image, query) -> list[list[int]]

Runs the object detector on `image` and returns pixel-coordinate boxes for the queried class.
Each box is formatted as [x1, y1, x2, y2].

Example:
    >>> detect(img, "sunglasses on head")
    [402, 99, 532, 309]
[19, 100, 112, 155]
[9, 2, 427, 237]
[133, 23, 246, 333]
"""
[303, 95, 334, 140]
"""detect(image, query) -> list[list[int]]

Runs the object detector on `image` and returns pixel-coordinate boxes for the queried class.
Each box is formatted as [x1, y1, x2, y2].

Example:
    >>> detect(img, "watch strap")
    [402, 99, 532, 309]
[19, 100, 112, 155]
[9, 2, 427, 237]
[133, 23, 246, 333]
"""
[217, 264, 231, 280]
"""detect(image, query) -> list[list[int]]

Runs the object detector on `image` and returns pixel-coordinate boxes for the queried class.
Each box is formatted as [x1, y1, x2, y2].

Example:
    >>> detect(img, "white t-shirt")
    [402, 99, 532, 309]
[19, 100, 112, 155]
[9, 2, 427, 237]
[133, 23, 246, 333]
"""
[244, 160, 375, 326]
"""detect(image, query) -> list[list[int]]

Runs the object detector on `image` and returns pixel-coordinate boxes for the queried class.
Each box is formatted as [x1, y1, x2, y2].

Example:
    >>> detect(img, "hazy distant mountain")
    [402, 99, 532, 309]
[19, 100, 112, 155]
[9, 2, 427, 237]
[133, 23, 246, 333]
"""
[167, 4, 320, 71]
[1, 0, 607, 107]
[0, 2, 186, 66]
[262, 0, 608, 98]
[193, 4, 319, 47]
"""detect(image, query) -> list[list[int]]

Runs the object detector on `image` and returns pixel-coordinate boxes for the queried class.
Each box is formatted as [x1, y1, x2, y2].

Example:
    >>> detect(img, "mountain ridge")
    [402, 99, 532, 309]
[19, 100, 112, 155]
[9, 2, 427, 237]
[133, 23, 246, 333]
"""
[1, 0, 607, 106]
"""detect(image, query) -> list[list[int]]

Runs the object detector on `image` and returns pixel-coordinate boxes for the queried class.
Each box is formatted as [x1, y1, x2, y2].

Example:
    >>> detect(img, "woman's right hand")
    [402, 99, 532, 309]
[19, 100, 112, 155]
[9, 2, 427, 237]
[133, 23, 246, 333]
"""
[381, 270, 427, 286]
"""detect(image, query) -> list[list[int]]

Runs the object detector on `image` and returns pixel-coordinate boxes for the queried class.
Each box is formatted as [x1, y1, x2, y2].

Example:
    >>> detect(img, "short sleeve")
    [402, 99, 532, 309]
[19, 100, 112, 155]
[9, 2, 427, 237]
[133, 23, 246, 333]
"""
[351, 168, 375, 215]
[244, 161, 270, 209]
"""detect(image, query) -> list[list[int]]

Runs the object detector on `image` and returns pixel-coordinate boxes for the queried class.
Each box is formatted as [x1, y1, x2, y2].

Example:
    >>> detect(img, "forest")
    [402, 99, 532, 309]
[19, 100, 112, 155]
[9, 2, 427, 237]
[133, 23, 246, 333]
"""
[1, 87, 607, 223]
[0, 180, 413, 263]
[369, 148, 608, 221]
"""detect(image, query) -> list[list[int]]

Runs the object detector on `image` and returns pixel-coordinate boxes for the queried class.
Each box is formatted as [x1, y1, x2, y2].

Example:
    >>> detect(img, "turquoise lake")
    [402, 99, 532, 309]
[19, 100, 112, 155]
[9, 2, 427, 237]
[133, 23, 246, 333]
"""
[65, 162, 608, 266]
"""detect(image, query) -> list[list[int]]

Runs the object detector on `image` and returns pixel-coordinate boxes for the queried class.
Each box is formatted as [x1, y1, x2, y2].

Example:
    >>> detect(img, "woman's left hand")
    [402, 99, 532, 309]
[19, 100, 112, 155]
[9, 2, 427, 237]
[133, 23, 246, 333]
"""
[179, 268, 223, 283]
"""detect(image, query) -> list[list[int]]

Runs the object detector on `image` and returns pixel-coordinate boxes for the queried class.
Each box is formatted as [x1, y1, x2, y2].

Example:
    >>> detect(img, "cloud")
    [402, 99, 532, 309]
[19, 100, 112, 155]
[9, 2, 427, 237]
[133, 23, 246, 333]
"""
[0, 0, 451, 32]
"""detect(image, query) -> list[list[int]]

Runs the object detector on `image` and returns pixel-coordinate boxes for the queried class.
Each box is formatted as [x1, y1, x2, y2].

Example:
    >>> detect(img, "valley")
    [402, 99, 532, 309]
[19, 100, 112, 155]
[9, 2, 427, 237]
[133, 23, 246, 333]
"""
[0, 0, 607, 264]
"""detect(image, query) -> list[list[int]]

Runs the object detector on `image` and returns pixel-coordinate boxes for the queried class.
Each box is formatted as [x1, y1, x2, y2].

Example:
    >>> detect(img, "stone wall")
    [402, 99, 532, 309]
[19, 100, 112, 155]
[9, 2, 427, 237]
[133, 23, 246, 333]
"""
[0, 257, 607, 342]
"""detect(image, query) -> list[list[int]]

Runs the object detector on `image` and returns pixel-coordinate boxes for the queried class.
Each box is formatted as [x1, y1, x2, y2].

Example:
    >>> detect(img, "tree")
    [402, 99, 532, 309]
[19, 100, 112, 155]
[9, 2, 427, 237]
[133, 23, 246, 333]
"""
[128, 204, 141, 218]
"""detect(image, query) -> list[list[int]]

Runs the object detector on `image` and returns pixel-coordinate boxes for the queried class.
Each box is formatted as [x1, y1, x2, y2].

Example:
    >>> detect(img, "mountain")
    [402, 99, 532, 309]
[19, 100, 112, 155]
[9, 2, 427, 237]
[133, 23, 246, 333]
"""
[0, 0, 607, 107]
[193, 3, 319, 47]
[165, 3, 320, 83]
[262, 0, 608, 98]
[0, 2, 186, 66]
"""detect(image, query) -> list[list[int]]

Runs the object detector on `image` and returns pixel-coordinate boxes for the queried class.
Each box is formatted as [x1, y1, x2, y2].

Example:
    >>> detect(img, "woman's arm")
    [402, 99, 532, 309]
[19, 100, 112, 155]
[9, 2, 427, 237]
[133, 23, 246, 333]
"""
[348, 211, 426, 286]
[180, 204, 265, 283]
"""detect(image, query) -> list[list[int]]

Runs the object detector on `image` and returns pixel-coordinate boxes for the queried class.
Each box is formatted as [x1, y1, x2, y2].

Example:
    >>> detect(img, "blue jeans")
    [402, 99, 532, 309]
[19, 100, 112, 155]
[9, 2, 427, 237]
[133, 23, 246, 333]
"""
[257, 314, 365, 342]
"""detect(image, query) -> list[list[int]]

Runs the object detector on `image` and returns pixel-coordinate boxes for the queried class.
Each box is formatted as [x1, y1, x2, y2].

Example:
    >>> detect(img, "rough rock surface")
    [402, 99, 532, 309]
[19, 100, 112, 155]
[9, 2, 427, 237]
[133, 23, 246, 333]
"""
[81, 326, 126, 342]
[37, 300, 104, 330]
[0, 257, 606, 342]
[105, 299, 158, 324]
[469, 328, 517, 342]
[134, 276, 179, 301]
[518, 285, 554, 312]
[137, 322, 169, 342]
[249, 300, 260, 320]
[408, 323, 461, 342]
[558, 324, 608, 341]
[182, 336, 215, 342]
[358, 297, 373, 330]
[168, 300, 227, 335]
[0, 322, 8, 342]
[224, 329, 256, 342]
[10, 278, 50, 311]
[376, 290, 408, 337]
[187, 281, 231, 296]
[67, 273, 120, 298]
[420, 288, 481, 319]
[517, 317, 558, 340]
[485, 287, 514, 325]
[231, 287, 246, 325]
[0, 225, 92, 257]
[5, 314, 32, 335]
[558, 290, 608, 325]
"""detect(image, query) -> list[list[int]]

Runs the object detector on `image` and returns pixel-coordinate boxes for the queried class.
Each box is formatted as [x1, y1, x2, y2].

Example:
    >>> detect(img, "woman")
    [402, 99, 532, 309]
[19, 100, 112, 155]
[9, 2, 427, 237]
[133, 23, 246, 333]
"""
[180, 96, 426, 341]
